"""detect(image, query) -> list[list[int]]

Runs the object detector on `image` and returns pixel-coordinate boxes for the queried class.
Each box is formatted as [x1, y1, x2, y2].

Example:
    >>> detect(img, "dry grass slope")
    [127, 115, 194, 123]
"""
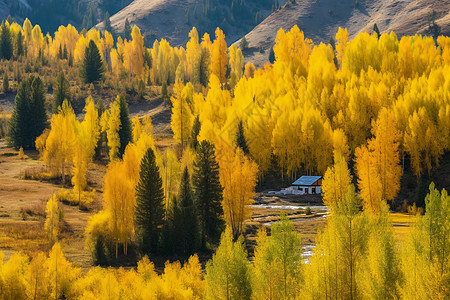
[239, 0, 450, 67]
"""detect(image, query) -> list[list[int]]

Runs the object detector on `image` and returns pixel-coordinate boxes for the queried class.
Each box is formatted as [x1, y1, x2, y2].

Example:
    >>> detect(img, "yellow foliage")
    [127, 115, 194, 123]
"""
[44, 193, 59, 245]
[39, 100, 76, 182]
[322, 154, 352, 210]
[18, 147, 27, 159]
[218, 146, 258, 239]
[210, 28, 228, 85]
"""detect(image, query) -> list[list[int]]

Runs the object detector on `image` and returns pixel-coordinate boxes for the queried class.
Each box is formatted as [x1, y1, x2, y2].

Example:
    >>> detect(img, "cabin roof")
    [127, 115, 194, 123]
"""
[292, 176, 322, 186]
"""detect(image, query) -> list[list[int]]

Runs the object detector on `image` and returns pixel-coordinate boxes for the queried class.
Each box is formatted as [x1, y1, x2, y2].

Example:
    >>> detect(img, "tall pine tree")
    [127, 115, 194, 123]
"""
[190, 115, 201, 151]
[80, 40, 105, 84]
[193, 140, 224, 249]
[52, 71, 71, 114]
[9, 75, 47, 149]
[173, 167, 200, 256]
[124, 18, 131, 41]
[236, 120, 249, 154]
[135, 147, 165, 255]
[15, 30, 23, 57]
[0, 21, 12, 60]
[117, 95, 132, 158]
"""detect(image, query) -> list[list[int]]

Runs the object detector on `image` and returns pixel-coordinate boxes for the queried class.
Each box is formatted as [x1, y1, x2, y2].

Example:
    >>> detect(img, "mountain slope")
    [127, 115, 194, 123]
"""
[2, 0, 132, 34]
[98, 0, 280, 46]
[102, 0, 195, 46]
[240, 0, 450, 67]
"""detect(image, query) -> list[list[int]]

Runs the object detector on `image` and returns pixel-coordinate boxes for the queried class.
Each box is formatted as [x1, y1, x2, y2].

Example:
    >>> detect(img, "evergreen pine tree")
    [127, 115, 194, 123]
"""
[173, 167, 200, 256]
[373, 23, 381, 37]
[80, 40, 105, 84]
[161, 82, 168, 101]
[9, 76, 47, 149]
[59, 44, 63, 59]
[236, 120, 249, 154]
[30, 77, 47, 145]
[63, 44, 68, 59]
[117, 95, 132, 158]
[190, 115, 201, 151]
[239, 36, 249, 50]
[135, 147, 165, 255]
[3, 72, 8, 93]
[269, 46, 275, 64]
[193, 140, 224, 249]
[15, 30, 23, 57]
[104, 12, 113, 33]
[68, 53, 73, 67]
[124, 18, 131, 41]
[52, 71, 71, 114]
[0, 21, 12, 60]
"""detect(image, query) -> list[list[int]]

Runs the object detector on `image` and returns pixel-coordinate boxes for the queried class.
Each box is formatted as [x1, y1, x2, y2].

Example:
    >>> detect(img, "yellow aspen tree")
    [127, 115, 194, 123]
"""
[204, 228, 252, 300]
[273, 25, 313, 79]
[252, 216, 303, 300]
[72, 97, 100, 202]
[229, 44, 244, 88]
[307, 186, 368, 299]
[26, 252, 51, 299]
[335, 27, 349, 66]
[201, 32, 213, 52]
[359, 204, 402, 299]
[102, 99, 121, 160]
[210, 27, 228, 85]
[179, 255, 204, 298]
[44, 194, 59, 245]
[74, 34, 88, 63]
[72, 123, 89, 204]
[110, 47, 123, 76]
[41, 100, 76, 183]
[244, 62, 256, 79]
[219, 147, 258, 239]
[369, 109, 402, 204]
[186, 27, 201, 83]
[102, 30, 114, 72]
[157, 148, 181, 213]
[123, 26, 144, 78]
[251, 228, 284, 299]
[45, 243, 80, 299]
[82, 97, 101, 156]
[332, 128, 350, 162]
[322, 154, 352, 210]
[23, 18, 32, 52]
[31, 24, 44, 58]
[103, 161, 135, 258]
[171, 81, 194, 148]
[401, 183, 450, 299]
[354, 145, 383, 214]
[1, 252, 29, 300]
[404, 107, 443, 177]
[132, 116, 142, 143]
[246, 106, 273, 175]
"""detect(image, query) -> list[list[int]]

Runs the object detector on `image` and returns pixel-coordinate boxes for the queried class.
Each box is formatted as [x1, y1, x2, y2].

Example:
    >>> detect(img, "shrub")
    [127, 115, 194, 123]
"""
[305, 206, 312, 215]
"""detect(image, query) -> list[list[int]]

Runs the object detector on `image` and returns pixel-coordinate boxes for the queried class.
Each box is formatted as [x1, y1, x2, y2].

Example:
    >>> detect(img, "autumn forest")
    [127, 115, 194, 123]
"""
[0, 9, 449, 300]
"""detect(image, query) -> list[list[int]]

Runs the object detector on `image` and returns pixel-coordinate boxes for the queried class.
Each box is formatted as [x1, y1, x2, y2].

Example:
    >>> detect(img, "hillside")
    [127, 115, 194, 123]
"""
[0, 0, 132, 33]
[239, 0, 450, 67]
[97, 0, 284, 46]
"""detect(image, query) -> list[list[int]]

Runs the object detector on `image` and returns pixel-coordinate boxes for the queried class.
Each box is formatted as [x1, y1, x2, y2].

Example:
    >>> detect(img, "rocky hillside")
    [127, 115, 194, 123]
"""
[97, 0, 284, 46]
[1, 0, 132, 33]
[239, 0, 450, 67]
